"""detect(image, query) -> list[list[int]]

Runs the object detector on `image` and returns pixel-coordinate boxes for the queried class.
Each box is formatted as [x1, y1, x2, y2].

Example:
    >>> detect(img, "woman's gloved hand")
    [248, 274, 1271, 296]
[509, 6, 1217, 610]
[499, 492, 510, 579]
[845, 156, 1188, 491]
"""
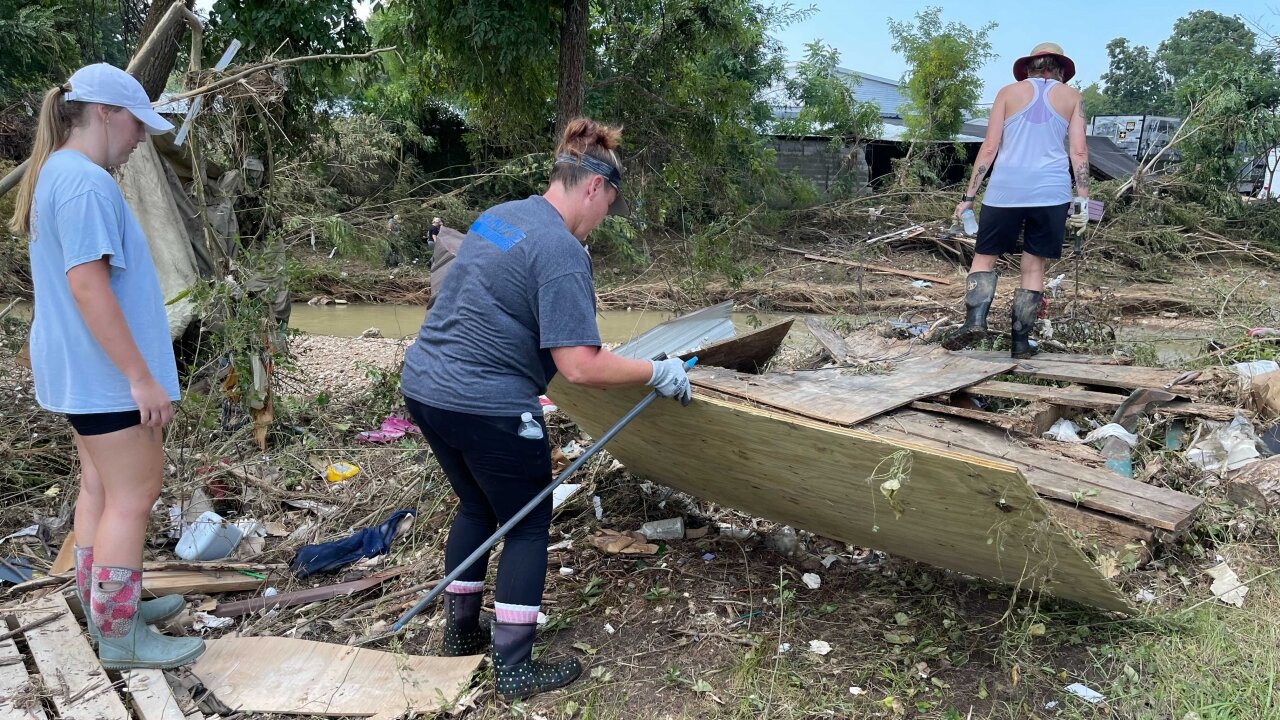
[647, 358, 692, 406]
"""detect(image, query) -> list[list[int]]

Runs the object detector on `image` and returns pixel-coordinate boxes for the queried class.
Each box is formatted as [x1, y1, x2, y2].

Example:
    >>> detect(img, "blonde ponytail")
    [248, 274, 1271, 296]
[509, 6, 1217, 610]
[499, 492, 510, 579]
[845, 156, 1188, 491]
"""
[8, 86, 89, 237]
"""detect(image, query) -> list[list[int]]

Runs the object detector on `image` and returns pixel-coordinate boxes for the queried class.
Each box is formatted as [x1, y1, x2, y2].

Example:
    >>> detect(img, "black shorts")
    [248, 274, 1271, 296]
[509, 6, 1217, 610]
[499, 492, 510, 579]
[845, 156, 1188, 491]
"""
[976, 203, 1069, 259]
[66, 410, 142, 436]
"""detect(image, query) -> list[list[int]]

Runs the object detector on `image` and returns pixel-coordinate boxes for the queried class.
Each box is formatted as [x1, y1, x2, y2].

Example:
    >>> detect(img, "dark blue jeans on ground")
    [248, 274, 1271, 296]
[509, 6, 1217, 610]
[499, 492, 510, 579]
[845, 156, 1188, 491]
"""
[403, 395, 551, 607]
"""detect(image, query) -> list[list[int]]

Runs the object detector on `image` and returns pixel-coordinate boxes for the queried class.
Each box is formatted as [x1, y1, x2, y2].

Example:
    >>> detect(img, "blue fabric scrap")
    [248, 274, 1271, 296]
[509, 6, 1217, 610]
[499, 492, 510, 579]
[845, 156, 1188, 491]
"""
[289, 509, 416, 578]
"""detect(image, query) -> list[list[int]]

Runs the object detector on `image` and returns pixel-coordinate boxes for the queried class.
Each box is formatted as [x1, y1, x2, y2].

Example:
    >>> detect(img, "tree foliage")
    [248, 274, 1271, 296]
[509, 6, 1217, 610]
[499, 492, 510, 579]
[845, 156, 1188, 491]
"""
[887, 6, 995, 142]
[0, 0, 130, 104]
[773, 41, 882, 146]
[1098, 38, 1172, 116]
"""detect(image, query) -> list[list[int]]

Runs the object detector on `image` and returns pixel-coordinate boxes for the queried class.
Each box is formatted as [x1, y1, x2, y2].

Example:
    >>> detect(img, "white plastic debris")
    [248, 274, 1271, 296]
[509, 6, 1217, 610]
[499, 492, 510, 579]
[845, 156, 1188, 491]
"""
[821, 555, 840, 569]
[1232, 360, 1279, 386]
[536, 612, 548, 627]
[849, 686, 866, 696]
[603, 623, 616, 635]
[1045, 701, 1059, 710]
[1045, 273, 1066, 295]
[263, 587, 279, 597]
[1205, 561, 1249, 607]
[192, 611, 235, 632]
[910, 280, 932, 288]
[1064, 683, 1105, 703]
[1186, 413, 1263, 473]
[1134, 589, 1156, 603]
[801, 573, 822, 590]
[559, 567, 575, 576]
[808, 640, 833, 656]
[777, 642, 792, 654]
[1043, 418, 1083, 443]
[1083, 423, 1140, 448]
[592, 495, 604, 521]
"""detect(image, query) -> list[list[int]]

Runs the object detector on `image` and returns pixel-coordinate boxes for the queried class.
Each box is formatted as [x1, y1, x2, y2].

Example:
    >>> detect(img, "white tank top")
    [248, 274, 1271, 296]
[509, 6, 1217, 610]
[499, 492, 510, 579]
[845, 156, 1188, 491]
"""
[984, 79, 1070, 207]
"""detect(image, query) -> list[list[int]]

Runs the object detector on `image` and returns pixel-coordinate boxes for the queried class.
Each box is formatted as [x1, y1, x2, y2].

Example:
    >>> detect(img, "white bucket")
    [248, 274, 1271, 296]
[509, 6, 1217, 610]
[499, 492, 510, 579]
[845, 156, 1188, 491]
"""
[176, 511, 244, 561]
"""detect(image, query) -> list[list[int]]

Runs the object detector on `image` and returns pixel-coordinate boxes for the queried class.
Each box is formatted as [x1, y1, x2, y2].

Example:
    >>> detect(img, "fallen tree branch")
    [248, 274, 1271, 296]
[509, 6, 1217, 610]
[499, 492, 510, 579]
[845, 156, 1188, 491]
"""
[167, 47, 396, 103]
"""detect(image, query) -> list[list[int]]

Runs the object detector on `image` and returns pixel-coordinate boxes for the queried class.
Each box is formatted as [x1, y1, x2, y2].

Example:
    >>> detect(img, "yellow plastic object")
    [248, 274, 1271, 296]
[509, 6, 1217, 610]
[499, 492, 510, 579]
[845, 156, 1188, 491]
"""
[325, 462, 360, 483]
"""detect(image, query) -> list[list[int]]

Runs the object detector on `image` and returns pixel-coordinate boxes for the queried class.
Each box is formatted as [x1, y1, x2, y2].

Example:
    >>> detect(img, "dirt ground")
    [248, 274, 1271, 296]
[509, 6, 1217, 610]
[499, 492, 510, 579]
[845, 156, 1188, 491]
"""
[2, 247, 1279, 720]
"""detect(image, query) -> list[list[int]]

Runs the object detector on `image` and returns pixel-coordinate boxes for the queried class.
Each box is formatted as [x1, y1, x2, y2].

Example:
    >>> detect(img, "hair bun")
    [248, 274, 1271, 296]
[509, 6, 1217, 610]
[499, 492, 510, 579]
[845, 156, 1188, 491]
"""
[557, 117, 622, 157]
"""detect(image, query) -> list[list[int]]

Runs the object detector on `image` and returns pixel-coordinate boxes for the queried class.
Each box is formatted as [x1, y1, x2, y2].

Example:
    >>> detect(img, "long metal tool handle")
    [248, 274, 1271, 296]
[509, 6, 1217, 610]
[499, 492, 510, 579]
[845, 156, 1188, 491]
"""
[389, 357, 697, 633]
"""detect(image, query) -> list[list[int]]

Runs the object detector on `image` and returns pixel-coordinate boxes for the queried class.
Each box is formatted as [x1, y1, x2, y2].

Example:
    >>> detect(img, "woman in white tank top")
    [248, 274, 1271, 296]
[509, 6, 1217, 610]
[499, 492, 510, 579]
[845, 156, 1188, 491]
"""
[943, 43, 1091, 358]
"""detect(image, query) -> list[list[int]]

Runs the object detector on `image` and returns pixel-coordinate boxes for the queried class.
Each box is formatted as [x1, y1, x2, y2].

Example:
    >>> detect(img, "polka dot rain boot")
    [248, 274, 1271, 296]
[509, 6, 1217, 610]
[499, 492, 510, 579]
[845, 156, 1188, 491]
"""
[92, 566, 205, 670]
[74, 547, 185, 641]
[492, 620, 582, 702]
[439, 590, 490, 656]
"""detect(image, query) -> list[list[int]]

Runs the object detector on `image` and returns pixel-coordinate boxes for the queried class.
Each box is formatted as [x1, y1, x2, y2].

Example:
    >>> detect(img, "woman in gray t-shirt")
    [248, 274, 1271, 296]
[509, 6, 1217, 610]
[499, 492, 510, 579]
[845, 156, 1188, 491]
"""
[401, 118, 690, 701]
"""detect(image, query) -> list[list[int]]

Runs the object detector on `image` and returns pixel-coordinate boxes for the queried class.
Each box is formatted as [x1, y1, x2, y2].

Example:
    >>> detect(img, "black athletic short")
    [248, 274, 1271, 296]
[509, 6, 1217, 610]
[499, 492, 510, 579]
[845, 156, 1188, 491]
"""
[66, 410, 142, 436]
[976, 203, 1069, 259]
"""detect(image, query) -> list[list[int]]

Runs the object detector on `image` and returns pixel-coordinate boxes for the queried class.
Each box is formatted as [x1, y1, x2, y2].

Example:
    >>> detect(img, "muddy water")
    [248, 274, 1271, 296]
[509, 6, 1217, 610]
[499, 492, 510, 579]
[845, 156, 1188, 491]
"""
[287, 303, 793, 344]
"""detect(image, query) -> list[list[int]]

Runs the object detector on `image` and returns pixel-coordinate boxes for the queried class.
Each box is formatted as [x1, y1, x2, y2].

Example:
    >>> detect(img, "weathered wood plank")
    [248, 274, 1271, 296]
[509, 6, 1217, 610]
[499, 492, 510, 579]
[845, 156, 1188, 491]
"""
[17, 594, 129, 720]
[1003, 358, 1213, 395]
[122, 670, 190, 720]
[962, 380, 1241, 422]
[956, 349, 1134, 366]
[678, 318, 793, 374]
[909, 401, 1020, 432]
[803, 318, 848, 362]
[869, 410, 1202, 532]
[0, 638, 45, 720]
[551, 379, 1134, 613]
[141, 570, 274, 597]
[793, 250, 956, 285]
[690, 351, 1014, 426]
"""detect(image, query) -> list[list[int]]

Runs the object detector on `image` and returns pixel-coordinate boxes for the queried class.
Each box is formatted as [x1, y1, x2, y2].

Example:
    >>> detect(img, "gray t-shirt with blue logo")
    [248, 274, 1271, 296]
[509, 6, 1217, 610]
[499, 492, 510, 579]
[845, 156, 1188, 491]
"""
[401, 195, 601, 416]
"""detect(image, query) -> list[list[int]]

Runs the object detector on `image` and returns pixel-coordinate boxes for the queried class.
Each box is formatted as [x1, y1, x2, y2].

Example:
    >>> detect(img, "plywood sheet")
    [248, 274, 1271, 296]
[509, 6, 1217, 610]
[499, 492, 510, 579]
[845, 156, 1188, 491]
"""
[551, 380, 1134, 612]
[0, 638, 45, 720]
[122, 670, 190, 720]
[14, 594, 129, 720]
[1002, 358, 1212, 395]
[679, 318, 793, 374]
[689, 350, 1014, 426]
[956, 350, 1133, 366]
[192, 637, 482, 720]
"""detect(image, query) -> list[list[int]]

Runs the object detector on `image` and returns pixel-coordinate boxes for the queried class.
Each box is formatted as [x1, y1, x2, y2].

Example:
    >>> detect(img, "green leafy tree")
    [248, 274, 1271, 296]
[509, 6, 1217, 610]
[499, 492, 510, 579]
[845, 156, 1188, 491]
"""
[0, 0, 131, 104]
[1078, 82, 1120, 119]
[1159, 11, 1267, 88]
[1099, 38, 1172, 115]
[773, 40, 883, 146]
[887, 6, 995, 142]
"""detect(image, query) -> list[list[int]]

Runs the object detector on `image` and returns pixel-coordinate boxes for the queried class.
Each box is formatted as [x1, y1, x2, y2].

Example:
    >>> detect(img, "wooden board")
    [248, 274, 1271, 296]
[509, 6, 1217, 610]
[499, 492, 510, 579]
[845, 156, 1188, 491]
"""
[689, 350, 1014, 426]
[678, 318, 794, 374]
[962, 380, 1240, 421]
[0, 638, 45, 720]
[783, 248, 955, 285]
[211, 567, 406, 617]
[551, 379, 1134, 613]
[49, 535, 75, 577]
[141, 570, 274, 597]
[122, 670, 190, 720]
[13, 594, 129, 720]
[956, 350, 1133, 366]
[192, 637, 483, 720]
[804, 318, 849, 362]
[1002, 358, 1213, 395]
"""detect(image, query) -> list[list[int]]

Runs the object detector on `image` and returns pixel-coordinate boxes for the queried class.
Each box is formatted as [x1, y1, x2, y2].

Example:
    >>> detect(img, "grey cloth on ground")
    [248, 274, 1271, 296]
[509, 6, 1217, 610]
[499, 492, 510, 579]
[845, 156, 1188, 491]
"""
[647, 358, 692, 405]
[402, 196, 602, 416]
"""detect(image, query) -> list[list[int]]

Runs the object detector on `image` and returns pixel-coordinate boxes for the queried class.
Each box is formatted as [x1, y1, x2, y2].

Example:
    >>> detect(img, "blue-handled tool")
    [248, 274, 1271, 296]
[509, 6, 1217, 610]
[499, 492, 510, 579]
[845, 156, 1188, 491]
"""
[381, 356, 698, 639]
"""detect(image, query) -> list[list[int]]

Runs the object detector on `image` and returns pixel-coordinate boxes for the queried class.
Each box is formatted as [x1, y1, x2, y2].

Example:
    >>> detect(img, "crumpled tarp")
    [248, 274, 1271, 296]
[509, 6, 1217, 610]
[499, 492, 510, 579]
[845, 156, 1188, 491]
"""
[289, 509, 416, 578]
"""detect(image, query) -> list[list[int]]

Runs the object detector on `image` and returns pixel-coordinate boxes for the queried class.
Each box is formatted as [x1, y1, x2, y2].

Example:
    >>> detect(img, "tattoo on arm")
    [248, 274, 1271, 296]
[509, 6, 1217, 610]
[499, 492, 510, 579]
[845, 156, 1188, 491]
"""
[1075, 162, 1090, 191]
[968, 163, 989, 194]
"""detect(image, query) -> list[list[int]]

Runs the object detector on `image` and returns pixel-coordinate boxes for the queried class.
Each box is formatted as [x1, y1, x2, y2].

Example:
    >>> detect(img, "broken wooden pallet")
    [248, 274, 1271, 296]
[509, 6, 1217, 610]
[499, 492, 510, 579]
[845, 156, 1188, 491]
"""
[0, 594, 204, 720]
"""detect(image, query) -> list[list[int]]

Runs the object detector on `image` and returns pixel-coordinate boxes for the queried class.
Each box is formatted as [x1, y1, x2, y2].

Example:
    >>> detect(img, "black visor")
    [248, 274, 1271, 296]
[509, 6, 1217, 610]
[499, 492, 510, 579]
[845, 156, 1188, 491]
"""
[555, 153, 629, 216]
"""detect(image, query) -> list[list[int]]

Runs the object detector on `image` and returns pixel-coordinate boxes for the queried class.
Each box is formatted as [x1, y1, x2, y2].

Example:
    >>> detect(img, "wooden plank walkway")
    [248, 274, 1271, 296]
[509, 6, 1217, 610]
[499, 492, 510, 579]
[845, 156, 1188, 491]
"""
[0, 595, 203, 720]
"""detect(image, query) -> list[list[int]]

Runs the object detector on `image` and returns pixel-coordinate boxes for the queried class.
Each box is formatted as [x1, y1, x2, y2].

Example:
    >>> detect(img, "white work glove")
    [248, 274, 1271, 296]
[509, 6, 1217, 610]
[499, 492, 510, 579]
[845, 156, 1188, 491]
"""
[1068, 196, 1089, 229]
[648, 358, 692, 406]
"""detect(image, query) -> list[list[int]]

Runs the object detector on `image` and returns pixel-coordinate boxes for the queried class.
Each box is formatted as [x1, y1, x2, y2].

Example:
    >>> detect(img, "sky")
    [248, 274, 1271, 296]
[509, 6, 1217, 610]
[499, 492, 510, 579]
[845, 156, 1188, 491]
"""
[768, 0, 1279, 103]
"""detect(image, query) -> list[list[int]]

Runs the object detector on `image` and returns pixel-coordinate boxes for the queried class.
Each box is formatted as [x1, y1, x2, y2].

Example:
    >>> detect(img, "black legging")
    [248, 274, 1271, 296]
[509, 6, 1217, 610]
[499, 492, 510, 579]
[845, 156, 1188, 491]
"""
[403, 395, 551, 607]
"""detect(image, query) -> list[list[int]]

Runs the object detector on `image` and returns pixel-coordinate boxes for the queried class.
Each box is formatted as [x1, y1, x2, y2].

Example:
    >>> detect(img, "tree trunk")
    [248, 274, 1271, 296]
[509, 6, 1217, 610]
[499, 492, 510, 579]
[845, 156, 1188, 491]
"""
[554, 0, 588, 137]
[133, 0, 196, 100]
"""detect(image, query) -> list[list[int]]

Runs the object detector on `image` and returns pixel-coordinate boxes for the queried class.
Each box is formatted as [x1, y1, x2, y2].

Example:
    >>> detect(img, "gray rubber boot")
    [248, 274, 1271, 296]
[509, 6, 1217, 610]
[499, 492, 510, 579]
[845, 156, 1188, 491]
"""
[492, 621, 581, 702]
[439, 592, 490, 657]
[941, 271, 997, 350]
[75, 547, 186, 640]
[1011, 288, 1043, 359]
[97, 617, 206, 670]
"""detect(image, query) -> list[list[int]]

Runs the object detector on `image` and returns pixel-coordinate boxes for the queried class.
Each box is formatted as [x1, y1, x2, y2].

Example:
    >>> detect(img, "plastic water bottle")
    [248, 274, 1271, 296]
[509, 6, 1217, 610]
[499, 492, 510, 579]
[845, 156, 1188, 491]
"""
[517, 412, 544, 440]
[960, 208, 979, 236]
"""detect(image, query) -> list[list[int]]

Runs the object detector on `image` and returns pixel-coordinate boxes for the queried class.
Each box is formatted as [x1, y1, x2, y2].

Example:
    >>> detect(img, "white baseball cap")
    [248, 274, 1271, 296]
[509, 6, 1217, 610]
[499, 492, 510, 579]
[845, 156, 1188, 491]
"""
[65, 64, 174, 135]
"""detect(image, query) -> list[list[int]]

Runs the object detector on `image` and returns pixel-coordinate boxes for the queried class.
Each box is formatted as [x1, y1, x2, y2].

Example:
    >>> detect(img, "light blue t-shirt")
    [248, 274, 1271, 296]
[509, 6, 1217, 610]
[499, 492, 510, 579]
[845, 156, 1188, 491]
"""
[26, 149, 180, 413]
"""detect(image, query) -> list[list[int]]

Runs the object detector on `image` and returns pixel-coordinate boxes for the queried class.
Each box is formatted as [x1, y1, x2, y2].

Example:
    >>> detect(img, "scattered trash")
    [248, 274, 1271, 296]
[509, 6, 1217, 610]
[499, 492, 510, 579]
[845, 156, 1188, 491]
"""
[821, 554, 840, 569]
[176, 511, 244, 562]
[684, 525, 710, 539]
[909, 279, 932, 288]
[590, 529, 658, 555]
[552, 483, 582, 510]
[357, 417, 418, 443]
[193, 611, 236, 632]
[1043, 418, 1083, 443]
[1187, 413, 1263, 473]
[1248, 327, 1280, 338]
[1134, 588, 1157, 603]
[0, 557, 34, 585]
[560, 440, 584, 458]
[604, 623, 616, 635]
[777, 642, 792, 653]
[1205, 561, 1248, 607]
[1045, 700, 1059, 710]
[284, 499, 339, 517]
[263, 587, 279, 597]
[801, 573, 822, 590]
[539, 395, 558, 414]
[808, 640, 832, 656]
[0, 525, 44, 546]
[717, 524, 756, 541]
[1085, 424, 1140, 448]
[324, 461, 361, 483]
[849, 686, 866, 696]
[701, 553, 716, 562]
[1064, 683, 1105, 703]
[591, 495, 605, 521]
[558, 567, 575, 576]
[290, 509, 416, 577]
[640, 517, 685, 541]
[1250, 371, 1280, 420]
[536, 612, 547, 627]
[1045, 273, 1066, 295]
[1232, 359, 1279, 385]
